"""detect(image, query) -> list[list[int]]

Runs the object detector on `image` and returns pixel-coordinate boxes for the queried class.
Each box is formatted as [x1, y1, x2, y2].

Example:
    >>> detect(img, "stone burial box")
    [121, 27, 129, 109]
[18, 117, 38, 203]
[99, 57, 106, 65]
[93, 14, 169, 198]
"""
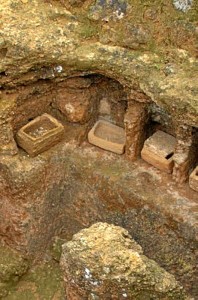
[141, 130, 176, 173]
[189, 166, 198, 192]
[88, 120, 126, 154]
[16, 113, 64, 157]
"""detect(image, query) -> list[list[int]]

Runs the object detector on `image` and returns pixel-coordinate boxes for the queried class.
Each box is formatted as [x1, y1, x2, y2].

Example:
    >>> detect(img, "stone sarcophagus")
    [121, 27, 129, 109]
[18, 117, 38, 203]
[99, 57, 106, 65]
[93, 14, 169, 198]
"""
[88, 120, 126, 154]
[141, 130, 176, 173]
[16, 113, 64, 157]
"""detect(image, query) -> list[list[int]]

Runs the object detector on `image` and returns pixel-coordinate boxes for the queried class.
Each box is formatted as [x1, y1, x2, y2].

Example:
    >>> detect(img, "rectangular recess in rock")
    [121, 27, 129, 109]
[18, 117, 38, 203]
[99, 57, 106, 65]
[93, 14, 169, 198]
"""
[16, 113, 64, 157]
[189, 166, 198, 192]
[88, 120, 126, 154]
[141, 130, 176, 173]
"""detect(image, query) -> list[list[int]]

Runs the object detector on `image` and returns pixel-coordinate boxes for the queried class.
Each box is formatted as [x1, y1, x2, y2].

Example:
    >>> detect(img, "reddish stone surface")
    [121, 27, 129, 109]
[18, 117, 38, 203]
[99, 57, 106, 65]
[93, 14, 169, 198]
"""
[97, 79, 127, 127]
[173, 125, 197, 184]
[12, 82, 54, 132]
[124, 101, 149, 160]
[0, 96, 18, 155]
[54, 88, 97, 124]
[0, 138, 197, 297]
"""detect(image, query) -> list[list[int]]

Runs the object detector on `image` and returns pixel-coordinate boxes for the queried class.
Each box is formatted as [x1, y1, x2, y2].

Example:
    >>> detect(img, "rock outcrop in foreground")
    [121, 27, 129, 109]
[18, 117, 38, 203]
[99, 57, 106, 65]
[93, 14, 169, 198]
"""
[60, 222, 189, 299]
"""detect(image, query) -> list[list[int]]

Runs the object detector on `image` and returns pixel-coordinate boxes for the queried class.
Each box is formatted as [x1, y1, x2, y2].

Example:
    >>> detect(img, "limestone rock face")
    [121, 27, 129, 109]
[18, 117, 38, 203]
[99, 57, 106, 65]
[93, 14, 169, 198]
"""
[60, 222, 189, 300]
[0, 0, 197, 127]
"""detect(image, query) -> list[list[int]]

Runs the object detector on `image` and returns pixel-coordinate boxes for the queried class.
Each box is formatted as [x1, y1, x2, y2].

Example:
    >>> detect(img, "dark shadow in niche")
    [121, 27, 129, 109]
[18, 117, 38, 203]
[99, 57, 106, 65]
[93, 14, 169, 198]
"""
[191, 127, 198, 169]
[146, 120, 162, 138]
[0, 71, 6, 76]
[165, 152, 174, 160]
[28, 118, 34, 122]
[0, 48, 8, 59]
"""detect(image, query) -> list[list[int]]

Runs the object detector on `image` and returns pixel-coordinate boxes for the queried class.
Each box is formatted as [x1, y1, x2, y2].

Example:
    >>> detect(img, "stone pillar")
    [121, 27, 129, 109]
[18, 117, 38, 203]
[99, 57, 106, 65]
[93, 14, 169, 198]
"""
[173, 125, 197, 184]
[0, 99, 18, 155]
[60, 222, 188, 300]
[124, 100, 148, 160]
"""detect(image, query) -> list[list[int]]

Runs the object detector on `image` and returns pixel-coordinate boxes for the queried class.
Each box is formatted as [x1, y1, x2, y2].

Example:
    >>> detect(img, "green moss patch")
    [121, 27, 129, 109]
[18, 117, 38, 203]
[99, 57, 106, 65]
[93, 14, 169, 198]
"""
[4, 261, 65, 300]
[0, 244, 29, 298]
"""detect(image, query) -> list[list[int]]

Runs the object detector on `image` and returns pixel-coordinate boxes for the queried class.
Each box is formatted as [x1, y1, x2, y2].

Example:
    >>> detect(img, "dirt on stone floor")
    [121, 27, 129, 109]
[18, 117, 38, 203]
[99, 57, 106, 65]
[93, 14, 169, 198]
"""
[3, 260, 65, 300]
[0, 141, 197, 299]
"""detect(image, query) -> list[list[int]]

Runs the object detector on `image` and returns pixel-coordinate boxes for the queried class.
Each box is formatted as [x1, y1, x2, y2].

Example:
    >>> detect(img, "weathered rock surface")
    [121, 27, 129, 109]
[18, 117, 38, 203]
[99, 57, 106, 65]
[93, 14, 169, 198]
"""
[0, 0, 197, 298]
[60, 222, 189, 299]
[0, 141, 197, 297]
[0, 244, 28, 298]
[0, 0, 197, 126]
[53, 81, 99, 124]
